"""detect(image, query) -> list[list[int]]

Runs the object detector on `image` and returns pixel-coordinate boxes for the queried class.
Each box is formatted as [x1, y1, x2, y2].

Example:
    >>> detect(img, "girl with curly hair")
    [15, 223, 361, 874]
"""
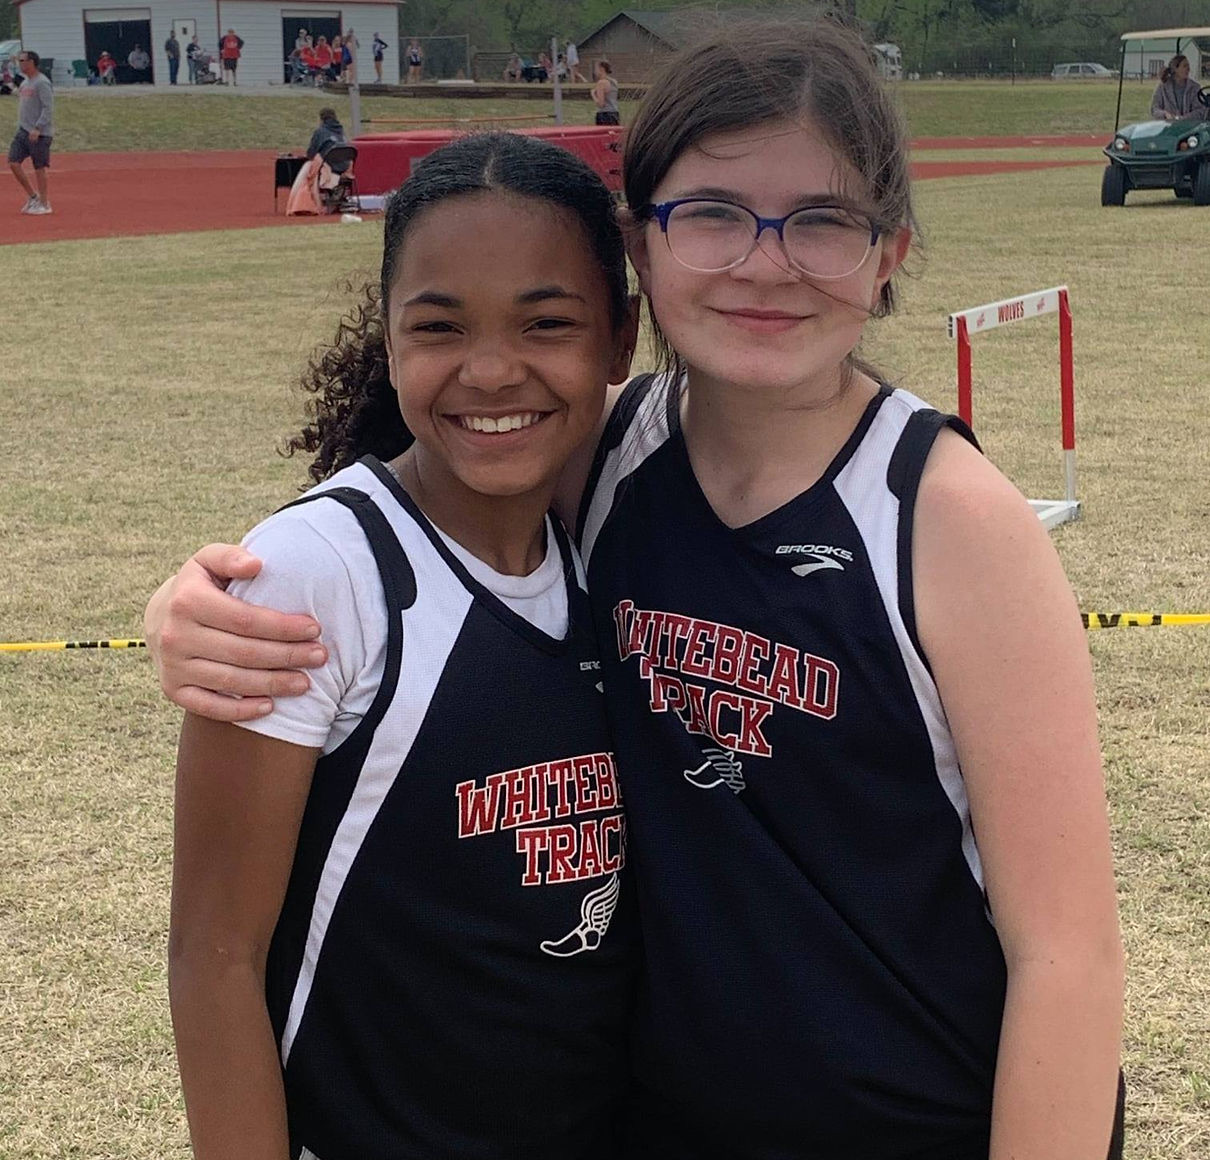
[156, 17, 1122, 1159]
[168, 132, 638, 1160]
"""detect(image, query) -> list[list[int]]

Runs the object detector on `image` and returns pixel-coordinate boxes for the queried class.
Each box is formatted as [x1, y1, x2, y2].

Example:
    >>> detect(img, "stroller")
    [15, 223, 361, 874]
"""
[194, 51, 220, 84]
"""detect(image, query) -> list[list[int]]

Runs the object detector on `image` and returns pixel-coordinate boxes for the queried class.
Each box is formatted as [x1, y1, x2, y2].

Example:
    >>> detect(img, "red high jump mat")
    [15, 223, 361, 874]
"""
[352, 125, 625, 197]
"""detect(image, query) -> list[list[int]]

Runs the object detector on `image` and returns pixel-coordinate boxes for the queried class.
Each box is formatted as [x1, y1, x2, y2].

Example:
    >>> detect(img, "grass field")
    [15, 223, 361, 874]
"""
[0, 78, 1167, 152]
[1, 130, 1208, 1155]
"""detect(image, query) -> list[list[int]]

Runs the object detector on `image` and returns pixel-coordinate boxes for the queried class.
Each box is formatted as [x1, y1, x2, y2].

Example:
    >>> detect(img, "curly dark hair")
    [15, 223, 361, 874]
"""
[283, 132, 630, 485]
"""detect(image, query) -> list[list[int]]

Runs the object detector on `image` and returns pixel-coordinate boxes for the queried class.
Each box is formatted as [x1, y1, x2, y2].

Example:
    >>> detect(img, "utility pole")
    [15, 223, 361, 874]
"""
[349, 35, 361, 137]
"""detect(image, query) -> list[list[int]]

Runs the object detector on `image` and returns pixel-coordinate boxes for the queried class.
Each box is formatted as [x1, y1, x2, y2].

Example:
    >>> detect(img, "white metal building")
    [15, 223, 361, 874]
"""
[15, 0, 400, 87]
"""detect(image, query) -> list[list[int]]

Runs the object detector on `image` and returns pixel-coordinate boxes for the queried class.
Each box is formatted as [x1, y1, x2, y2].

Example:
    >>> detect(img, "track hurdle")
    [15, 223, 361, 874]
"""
[946, 286, 1078, 531]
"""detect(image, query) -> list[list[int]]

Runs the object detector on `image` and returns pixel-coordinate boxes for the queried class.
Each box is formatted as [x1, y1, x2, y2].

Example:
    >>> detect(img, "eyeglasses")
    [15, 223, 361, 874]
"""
[642, 198, 883, 280]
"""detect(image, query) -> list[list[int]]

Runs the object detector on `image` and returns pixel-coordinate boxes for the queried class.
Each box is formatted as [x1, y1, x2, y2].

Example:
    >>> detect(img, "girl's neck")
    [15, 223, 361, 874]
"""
[680, 363, 881, 528]
[388, 451, 551, 576]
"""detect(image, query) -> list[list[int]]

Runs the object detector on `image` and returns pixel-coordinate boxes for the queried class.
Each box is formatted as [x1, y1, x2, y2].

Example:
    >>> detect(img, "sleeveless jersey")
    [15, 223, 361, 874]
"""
[266, 457, 638, 1160]
[578, 378, 1006, 1159]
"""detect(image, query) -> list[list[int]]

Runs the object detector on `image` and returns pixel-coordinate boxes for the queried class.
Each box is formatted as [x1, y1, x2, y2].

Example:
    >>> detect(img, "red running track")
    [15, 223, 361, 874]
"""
[0, 140, 1105, 247]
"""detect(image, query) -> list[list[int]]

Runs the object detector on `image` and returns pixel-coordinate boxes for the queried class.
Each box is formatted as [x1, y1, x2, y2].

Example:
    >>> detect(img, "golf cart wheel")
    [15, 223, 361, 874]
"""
[1194, 161, 1210, 206]
[1101, 164, 1127, 206]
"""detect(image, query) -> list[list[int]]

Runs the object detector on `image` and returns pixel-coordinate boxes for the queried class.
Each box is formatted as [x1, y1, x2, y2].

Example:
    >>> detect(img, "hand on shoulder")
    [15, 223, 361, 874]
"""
[145, 527, 329, 722]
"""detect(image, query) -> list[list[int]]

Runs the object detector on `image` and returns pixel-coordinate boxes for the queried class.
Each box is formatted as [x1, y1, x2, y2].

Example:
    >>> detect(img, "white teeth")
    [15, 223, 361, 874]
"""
[460, 413, 542, 433]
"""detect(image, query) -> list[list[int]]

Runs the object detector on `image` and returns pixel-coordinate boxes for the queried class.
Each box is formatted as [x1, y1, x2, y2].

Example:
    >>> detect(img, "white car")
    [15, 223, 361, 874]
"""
[1052, 62, 1115, 78]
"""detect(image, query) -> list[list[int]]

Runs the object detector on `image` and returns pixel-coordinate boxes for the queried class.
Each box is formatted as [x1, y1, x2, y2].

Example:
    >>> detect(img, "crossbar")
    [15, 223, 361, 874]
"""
[946, 286, 1078, 530]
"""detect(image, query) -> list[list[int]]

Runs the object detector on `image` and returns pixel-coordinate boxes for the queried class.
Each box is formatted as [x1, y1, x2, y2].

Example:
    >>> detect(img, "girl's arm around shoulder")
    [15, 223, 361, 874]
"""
[228, 505, 383, 750]
[170, 717, 318, 1159]
[913, 430, 1124, 1160]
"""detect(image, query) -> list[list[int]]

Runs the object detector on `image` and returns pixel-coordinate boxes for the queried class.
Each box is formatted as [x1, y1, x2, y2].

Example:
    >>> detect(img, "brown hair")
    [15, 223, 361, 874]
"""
[285, 133, 629, 483]
[1160, 54, 1189, 84]
[623, 16, 915, 386]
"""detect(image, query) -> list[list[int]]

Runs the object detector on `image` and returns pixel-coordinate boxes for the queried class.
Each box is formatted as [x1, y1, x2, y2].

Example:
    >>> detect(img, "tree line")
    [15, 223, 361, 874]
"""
[398, 0, 1207, 76]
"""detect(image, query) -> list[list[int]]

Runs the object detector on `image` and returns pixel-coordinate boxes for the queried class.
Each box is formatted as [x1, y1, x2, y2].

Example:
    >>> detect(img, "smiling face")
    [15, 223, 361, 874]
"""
[628, 119, 910, 398]
[385, 191, 630, 504]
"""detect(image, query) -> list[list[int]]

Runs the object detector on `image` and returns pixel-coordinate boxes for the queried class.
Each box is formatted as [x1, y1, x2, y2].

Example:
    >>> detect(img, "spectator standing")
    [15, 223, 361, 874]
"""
[97, 50, 117, 84]
[295, 28, 309, 52]
[128, 44, 151, 78]
[8, 50, 53, 214]
[372, 33, 388, 82]
[331, 36, 344, 83]
[565, 39, 586, 83]
[186, 35, 202, 84]
[342, 28, 357, 83]
[165, 30, 180, 85]
[591, 59, 620, 124]
[406, 38, 423, 83]
[220, 28, 243, 86]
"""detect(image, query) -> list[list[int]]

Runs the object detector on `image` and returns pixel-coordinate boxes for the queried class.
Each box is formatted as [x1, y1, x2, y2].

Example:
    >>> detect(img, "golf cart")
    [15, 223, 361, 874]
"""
[1102, 27, 1210, 205]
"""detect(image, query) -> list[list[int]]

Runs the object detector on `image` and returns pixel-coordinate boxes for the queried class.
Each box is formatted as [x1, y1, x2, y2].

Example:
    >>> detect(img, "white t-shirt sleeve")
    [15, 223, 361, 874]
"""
[229, 502, 387, 752]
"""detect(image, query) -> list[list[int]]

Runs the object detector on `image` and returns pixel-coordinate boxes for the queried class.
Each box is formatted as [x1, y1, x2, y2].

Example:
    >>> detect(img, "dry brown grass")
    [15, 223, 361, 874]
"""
[1, 165, 1207, 1156]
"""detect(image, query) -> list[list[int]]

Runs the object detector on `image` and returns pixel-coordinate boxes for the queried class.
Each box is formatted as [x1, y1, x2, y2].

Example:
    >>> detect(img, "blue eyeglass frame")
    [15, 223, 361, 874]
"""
[642, 198, 883, 277]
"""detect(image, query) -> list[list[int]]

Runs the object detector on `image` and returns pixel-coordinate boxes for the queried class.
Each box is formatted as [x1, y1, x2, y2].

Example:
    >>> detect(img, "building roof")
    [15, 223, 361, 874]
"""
[578, 6, 831, 50]
[577, 10, 695, 51]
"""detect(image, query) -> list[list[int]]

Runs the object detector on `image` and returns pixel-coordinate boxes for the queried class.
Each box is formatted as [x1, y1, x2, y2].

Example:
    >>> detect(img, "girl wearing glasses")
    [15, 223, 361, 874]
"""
[147, 18, 1123, 1160]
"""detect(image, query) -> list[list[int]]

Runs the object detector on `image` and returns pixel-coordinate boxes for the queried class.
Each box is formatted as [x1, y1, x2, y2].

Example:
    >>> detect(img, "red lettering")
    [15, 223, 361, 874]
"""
[594, 754, 619, 810]
[614, 599, 635, 660]
[711, 625, 743, 685]
[546, 824, 578, 883]
[659, 613, 692, 667]
[682, 621, 714, 677]
[736, 632, 770, 697]
[545, 759, 575, 818]
[515, 827, 550, 885]
[573, 754, 600, 812]
[455, 773, 505, 838]
[577, 818, 604, 878]
[736, 697, 774, 756]
[600, 814, 624, 873]
[500, 766, 538, 830]
[707, 689, 742, 750]
[767, 642, 802, 707]
[801, 655, 840, 719]
[651, 671, 686, 714]
[682, 681, 710, 736]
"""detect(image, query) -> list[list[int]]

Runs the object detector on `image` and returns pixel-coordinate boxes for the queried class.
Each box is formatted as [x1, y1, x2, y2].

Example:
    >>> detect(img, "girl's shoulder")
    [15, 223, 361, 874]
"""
[239, 463, 386, 598]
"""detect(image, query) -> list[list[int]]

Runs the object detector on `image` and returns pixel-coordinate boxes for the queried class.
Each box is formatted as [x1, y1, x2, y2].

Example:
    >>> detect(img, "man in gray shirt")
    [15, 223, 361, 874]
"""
[7, 49, 54, 215]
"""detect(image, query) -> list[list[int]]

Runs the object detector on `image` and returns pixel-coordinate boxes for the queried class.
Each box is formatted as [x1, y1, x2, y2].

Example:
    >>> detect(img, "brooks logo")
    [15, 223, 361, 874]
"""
[775, 543, 851, 577]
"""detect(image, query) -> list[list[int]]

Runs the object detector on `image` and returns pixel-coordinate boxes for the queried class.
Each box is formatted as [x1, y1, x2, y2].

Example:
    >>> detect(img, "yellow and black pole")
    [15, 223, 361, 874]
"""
[0, 639, 146, 652]
[2, 614, 1209, 654]
[1081, 613, 1210, 630]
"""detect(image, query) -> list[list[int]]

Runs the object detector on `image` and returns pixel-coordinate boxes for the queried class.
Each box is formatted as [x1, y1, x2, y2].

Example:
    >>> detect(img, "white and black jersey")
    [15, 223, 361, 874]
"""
[578, 376, 1006, 1158]
[247, 458, 636, 1160]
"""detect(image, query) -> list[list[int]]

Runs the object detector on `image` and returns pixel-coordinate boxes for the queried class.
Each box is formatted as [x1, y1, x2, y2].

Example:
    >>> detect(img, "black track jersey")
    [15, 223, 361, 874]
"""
[578, 378, 1006, 1159]
[266, 457, 638, 1160]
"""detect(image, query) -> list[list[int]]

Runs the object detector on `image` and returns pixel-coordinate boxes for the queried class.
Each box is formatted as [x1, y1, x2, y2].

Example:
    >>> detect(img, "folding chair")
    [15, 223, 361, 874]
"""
[274, 155, 307, 213]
